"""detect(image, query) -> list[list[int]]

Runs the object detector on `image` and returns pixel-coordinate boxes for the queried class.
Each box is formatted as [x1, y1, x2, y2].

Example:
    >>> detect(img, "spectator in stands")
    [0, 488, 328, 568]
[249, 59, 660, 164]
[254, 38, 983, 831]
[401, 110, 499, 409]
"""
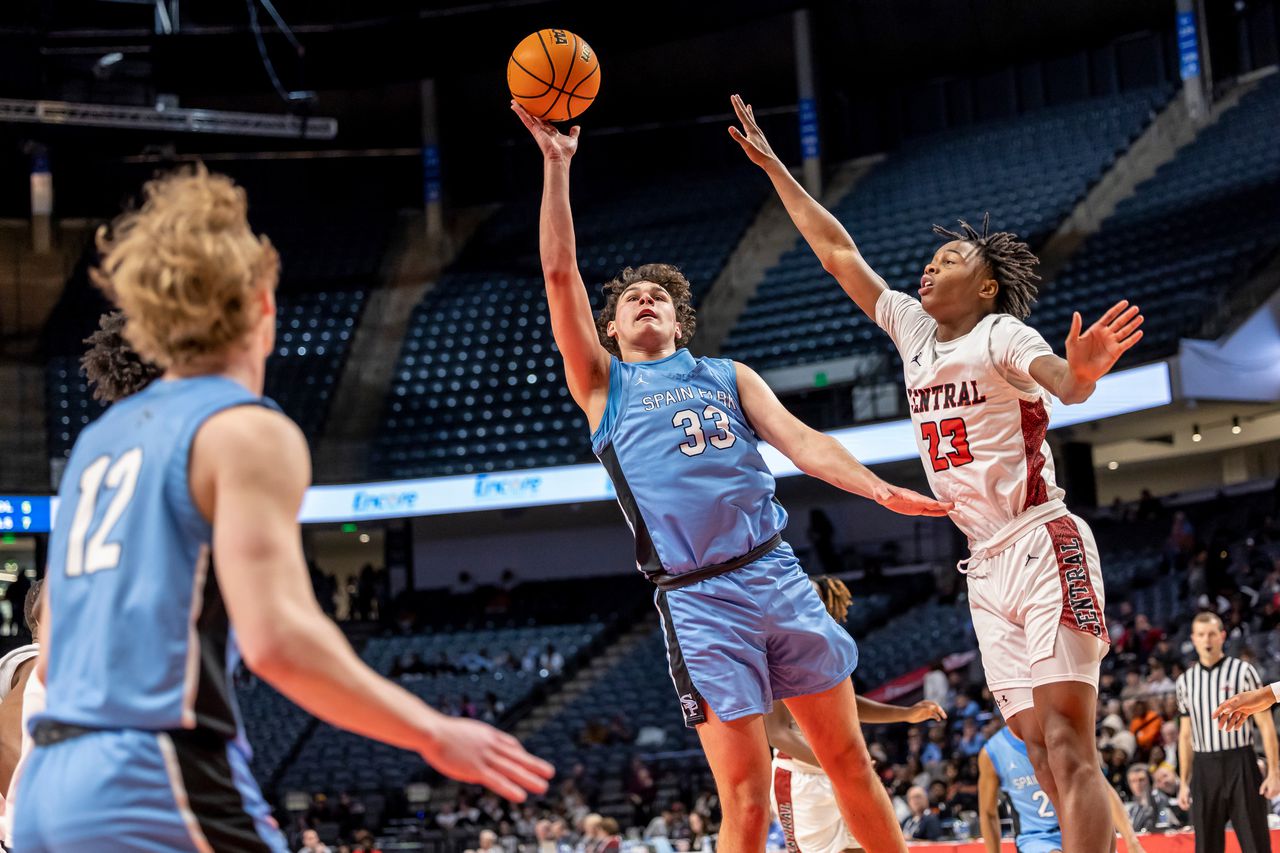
[921, 725, 946, 765]
[900, 786, 943, 841]
[468, 829, 500, 853]
[1128, 699, 1163, 752]
[927, 780, 949, 814]
[1153, 765, 1190, 825]
[1099, 714, 1137, 761]
[297, 829, 332, 853]
[538, 643, 565, 676]
[1119, 671, 1147, 702]
[923, 661, 950, 708]
[687, 812, 709, 851]
[1137, 489, 1161, 521]
[644, 802, 690, 841]
[454, 571, 477, 595]
[480, 692, 506, 724]
[1125, 764, 1180, 831]
[1166, 512, 1196, 569]
[1145, 661, 1176, 698]
[955, 716, 987, 757]
[535, 818, 572, 853]
[598, 818, 622, 853]
[350, 829, 382, 852]
[950, 691, 981, 728]
[436, 801, 463, 832]
[626, 760, 656, 826]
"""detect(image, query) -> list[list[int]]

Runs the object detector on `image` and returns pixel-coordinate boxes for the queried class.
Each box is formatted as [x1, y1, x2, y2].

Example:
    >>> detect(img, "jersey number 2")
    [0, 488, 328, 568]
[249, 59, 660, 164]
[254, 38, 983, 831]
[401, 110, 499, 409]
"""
[65, 448, 143, 577]
[672, 406, 737, 457]
[920, 418, 974, 472]
[1032, 790, 1055, 818]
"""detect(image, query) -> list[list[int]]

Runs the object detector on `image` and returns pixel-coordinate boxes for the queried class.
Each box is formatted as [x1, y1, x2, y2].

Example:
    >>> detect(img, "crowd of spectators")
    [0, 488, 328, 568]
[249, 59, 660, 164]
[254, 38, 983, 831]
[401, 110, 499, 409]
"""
[282, 487, 1280, 851]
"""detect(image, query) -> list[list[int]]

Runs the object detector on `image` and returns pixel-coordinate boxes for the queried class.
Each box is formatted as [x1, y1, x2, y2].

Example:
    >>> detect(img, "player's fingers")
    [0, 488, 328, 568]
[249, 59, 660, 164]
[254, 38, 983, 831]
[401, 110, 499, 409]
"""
[1116, 330, 1144, 352]
[479, 767, 529, 803]
[731, 94, 749, 123]
[1068, 311, 1082, 341]
[569, 126, 581, 139]
[1107, 305, 1140, 330]
[491, 752, 554, 795]
[1098, 299, 1130, 326]
[496, 740, 556, 780]
[1116, 313, 1144, 334]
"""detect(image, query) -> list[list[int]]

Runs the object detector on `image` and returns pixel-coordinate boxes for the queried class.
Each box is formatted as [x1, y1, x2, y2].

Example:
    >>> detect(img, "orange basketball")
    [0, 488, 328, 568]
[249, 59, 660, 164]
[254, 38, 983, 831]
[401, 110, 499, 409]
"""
[508, 29, 600, 122]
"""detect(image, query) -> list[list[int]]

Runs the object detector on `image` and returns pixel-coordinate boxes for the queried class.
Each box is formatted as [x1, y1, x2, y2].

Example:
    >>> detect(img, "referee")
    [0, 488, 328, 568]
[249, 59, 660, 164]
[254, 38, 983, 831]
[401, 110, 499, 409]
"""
[1175, 611, 1280, 853]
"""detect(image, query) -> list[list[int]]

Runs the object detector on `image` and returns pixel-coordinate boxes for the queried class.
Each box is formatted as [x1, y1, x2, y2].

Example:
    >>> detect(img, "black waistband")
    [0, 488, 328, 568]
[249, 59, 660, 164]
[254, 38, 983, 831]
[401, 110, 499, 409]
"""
[32, 721, 102, 747]
[32, 720, 229, 750]
[649, 533, 783, 591]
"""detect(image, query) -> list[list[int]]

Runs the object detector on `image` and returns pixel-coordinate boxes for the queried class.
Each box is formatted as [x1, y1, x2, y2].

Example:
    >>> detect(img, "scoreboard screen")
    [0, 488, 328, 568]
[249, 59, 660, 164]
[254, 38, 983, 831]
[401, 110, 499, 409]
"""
[0, 496, 52, 534]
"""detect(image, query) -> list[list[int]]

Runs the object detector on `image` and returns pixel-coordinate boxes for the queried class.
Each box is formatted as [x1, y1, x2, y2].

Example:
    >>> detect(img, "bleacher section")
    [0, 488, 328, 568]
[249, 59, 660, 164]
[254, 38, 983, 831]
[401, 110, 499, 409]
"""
[43, 184, 392, 458]
[1036, 73, 1280, 358]
[238, 678, 314, 788]
[373, 169, 768, 479]
[274, 622, 605, 795]
[723, 87, 1173, 370]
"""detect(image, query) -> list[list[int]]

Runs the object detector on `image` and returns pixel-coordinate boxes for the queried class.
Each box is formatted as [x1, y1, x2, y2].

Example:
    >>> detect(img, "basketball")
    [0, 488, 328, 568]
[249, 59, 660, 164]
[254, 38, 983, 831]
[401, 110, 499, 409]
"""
[507, 29, 600, 122]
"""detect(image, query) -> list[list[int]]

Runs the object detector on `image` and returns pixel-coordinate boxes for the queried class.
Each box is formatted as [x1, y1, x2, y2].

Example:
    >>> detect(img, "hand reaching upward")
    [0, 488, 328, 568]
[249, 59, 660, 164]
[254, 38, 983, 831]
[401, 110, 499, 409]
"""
[512, 101, 579, 163]
[1065, 300, 1144, 386]
[727, 93, 780, 168]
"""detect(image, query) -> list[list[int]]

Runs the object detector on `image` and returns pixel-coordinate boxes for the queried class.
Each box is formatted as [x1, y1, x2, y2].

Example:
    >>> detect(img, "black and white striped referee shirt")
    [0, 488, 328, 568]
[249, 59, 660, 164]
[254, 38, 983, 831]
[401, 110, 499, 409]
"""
[1176, 655, 1262, 753]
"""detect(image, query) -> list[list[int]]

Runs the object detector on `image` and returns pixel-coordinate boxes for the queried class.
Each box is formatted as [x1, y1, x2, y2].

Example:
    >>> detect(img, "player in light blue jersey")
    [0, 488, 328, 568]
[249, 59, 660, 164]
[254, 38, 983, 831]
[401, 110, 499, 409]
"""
[979, 726, 1144, 853]
[13, 167, 552, 852]
[514, 104, 951, 853]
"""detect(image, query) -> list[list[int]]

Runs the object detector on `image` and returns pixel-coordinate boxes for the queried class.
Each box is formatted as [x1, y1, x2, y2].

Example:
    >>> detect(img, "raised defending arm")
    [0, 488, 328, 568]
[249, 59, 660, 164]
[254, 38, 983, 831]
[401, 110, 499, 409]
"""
[728, 94, 888, 318]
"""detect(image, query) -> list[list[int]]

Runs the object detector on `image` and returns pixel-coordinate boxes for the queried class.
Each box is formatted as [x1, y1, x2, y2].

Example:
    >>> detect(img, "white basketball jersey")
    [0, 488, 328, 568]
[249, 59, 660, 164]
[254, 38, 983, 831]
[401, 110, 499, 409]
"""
[875, 290, 1065, 545]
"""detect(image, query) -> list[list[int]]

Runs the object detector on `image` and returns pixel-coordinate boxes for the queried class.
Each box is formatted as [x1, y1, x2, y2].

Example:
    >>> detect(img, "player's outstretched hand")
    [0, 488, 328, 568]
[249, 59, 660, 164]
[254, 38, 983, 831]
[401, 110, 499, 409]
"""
[907, 701, 947, 723]
[1065, 300, 1144, 385]
[511, 100, 579, 163]
[1212, 685, 1275, 732]
[728, 94, 779, 168]
[419, 716, 555, 802]
[872, 483, 953, 517]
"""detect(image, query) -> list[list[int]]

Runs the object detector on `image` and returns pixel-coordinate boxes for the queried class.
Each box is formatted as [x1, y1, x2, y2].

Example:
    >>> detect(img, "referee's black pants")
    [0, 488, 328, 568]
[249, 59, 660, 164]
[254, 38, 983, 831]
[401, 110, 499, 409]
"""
[1191, 745, 1272, 853]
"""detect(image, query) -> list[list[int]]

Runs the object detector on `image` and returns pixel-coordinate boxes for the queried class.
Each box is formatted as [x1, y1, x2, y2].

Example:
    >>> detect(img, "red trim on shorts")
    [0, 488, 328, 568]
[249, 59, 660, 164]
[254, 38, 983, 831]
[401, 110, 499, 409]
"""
[773, 765, 800, 853]
[1047, 515, 1109, 643]
[1020, 399, 1050, 511]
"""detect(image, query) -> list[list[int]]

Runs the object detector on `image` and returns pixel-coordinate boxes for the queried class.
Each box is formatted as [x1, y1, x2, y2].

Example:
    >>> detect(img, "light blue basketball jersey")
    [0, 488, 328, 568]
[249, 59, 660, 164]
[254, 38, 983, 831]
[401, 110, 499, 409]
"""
[983, 727, 1062, 849]
[42, 375, 275, 738]
[591, 349, 787, 577]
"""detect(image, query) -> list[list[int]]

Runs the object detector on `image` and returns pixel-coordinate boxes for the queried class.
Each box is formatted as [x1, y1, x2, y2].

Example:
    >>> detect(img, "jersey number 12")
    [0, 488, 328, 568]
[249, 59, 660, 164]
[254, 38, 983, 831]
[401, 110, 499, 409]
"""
[65, 448, 143, 577]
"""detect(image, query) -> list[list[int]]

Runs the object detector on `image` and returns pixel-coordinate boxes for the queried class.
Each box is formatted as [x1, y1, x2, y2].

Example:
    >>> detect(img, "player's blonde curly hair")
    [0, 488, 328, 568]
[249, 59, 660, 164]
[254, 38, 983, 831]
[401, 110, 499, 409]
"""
[812, 575, 853, 624]
[91, 164, 278, 369]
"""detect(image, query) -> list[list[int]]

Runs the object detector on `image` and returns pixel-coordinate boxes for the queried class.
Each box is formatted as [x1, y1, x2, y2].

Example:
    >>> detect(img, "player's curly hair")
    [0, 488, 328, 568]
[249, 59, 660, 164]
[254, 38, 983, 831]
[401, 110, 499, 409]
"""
[81, 310, 164, 403]
[812, 575, 853, 624]
[932, 213, 1040, 320]
[91, 163, 279, 369]
[595, 264, 697, 358]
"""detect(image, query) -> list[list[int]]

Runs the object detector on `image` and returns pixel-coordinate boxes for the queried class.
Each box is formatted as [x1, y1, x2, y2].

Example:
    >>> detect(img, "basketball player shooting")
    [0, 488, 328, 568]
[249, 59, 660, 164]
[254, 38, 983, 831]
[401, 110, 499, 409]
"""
[730, 94, 1142, 853]
[513, 101, 950, 853]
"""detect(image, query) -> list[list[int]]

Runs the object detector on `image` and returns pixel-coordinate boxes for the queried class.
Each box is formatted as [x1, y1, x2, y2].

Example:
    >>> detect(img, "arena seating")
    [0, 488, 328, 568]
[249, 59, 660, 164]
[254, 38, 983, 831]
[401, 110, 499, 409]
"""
[272, 622, 605, 795]
[722, 86, 1173, 370]
[43, 206, 389, 457]
[1035, 73, 1280, 359]
[238, 677, 315, 788]
[372, 168, 768, 479]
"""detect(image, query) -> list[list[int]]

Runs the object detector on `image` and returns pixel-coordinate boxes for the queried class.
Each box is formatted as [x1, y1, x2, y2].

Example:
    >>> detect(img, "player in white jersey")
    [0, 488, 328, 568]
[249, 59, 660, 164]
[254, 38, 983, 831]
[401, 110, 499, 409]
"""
[731, 94, 1143, 853]
[767, 576, 946, 853]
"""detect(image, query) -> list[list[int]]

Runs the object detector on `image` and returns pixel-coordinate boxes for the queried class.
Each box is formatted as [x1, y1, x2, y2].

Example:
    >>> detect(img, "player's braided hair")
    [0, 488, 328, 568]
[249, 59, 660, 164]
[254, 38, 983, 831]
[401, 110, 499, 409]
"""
[813, 575, 853, 624]
[81, 310, 164, 403]
[932, 213, 1040, 320]
[24, 578, 43, 637]
[595, 263, 697, 357]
